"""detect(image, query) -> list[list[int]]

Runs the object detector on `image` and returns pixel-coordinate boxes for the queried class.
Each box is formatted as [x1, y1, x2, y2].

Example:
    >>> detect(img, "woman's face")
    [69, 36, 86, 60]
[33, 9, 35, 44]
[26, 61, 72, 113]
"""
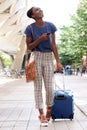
[32, 7, 44, 19]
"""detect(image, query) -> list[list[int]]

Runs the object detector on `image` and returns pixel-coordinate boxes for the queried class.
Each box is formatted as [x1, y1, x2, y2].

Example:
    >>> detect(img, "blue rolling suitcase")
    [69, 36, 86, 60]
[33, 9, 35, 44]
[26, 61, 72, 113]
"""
[51, 76, 74, 121]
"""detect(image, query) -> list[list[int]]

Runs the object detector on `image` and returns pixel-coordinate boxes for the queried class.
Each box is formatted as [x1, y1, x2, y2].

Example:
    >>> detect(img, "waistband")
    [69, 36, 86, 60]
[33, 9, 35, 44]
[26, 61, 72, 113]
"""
[33, 51, 53, 54]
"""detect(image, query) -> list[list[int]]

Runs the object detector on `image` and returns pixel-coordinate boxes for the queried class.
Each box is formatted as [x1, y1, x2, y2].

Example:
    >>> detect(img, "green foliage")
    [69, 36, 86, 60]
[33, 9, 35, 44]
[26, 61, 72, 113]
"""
[59, 0, 87, 68]
[0, 51, 12, 68]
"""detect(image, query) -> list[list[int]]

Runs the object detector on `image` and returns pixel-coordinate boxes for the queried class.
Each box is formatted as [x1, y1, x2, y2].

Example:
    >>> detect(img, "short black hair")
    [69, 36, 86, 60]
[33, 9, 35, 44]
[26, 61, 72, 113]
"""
[27, 7, 33, 18]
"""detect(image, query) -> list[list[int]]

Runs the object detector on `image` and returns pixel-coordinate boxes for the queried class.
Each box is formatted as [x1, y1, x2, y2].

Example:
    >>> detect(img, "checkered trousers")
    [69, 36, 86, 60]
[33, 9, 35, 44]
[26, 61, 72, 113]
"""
[33, 51, 54, 109]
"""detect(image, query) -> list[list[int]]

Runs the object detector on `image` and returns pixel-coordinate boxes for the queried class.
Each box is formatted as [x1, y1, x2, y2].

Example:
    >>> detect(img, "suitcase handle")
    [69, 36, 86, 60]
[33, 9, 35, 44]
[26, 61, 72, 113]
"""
[55, 90, 66, 100]
[55, 73, 65, 91]
[55, 95, 66, 100]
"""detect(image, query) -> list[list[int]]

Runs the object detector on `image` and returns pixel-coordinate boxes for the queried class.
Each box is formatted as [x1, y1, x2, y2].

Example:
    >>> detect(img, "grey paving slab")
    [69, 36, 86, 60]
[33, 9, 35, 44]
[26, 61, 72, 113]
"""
[0, 74, 87, 130]
[1, 121, 15, 128]
[13, 127, 27, 130]
[0, 128, 13, 130]
[0, 122, 3, 127]
[75, 99, 87, 116]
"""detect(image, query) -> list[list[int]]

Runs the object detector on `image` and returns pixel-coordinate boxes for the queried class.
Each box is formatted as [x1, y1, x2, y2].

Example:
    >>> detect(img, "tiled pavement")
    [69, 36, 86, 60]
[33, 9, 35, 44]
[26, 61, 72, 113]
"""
[0, 74, 87, 130]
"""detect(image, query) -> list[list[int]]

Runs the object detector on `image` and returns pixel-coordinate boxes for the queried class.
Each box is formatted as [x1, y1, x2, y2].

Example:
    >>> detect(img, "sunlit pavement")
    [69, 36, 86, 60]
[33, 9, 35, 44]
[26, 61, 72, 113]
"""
[0, 74, 87, 130]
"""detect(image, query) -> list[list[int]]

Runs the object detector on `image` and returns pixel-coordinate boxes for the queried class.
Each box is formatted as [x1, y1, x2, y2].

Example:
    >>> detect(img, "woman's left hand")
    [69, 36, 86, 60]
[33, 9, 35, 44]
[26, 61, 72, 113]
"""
[56, 62, 63, 72]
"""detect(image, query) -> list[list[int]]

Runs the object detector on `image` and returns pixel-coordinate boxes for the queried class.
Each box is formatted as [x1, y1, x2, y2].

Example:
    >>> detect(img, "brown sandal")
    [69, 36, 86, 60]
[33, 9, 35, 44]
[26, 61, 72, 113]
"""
[38, 114, 48, 127]
[46, 107, 52, 121]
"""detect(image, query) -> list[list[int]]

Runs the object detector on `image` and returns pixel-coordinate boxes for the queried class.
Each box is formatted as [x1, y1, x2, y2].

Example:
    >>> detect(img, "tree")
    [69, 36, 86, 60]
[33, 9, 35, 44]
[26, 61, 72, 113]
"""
[59, 0, 87, 68]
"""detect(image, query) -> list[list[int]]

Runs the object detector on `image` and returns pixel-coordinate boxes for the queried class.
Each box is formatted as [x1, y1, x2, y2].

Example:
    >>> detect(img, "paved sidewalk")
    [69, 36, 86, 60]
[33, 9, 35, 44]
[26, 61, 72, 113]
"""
[0, 74, 87, 130]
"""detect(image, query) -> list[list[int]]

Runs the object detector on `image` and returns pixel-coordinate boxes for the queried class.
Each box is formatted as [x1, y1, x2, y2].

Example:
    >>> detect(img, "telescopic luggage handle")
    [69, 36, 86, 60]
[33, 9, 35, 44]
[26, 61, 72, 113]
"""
[55, 73, 65, 90]
[54, 73, 66, 99]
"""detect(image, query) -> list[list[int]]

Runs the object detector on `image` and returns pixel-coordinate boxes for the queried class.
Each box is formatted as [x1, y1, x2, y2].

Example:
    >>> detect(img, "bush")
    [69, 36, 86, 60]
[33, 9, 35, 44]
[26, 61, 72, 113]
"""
[0, 51, 12, 68]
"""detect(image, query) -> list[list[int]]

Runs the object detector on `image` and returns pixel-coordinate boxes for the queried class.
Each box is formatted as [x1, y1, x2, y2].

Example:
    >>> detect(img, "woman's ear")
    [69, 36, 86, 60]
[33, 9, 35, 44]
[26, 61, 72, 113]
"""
[32, 15, 35, 19]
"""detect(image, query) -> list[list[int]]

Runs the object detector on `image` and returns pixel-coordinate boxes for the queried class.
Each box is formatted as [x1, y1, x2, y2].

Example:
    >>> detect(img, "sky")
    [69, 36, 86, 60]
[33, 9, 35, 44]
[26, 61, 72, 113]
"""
[28, 0, 80, 27]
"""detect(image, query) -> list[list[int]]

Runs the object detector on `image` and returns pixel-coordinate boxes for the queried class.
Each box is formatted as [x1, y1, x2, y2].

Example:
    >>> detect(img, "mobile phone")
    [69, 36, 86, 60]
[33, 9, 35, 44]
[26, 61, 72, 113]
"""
[47, 33, 50, 35]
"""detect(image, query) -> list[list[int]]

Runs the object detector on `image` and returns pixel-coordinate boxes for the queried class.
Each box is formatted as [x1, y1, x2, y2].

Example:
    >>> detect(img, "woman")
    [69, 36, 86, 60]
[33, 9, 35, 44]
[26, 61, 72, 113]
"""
[24, 7, 62, 126]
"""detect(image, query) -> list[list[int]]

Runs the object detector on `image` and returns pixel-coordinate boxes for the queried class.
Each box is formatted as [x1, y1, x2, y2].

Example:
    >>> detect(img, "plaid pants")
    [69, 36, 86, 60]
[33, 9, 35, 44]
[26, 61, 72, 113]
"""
[34, 51, 54, 109]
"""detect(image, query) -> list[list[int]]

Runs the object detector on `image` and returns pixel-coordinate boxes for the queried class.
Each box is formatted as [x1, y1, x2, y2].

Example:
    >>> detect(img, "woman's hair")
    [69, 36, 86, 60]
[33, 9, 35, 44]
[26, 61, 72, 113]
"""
[27, 7, 33, 18]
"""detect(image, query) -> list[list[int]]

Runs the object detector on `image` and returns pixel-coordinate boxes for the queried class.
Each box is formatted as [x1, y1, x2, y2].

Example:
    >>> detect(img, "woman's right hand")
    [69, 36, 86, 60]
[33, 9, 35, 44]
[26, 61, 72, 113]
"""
[40, 33, 50, 41]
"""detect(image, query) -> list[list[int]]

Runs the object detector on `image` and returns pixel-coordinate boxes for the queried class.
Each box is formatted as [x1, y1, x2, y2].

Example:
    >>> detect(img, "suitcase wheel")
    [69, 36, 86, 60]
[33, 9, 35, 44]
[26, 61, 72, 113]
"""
[51, 114, 56, 120]
[52, 119, 55, 122]
[51, 114, 74, 121]
[69, 114, 74, 120]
